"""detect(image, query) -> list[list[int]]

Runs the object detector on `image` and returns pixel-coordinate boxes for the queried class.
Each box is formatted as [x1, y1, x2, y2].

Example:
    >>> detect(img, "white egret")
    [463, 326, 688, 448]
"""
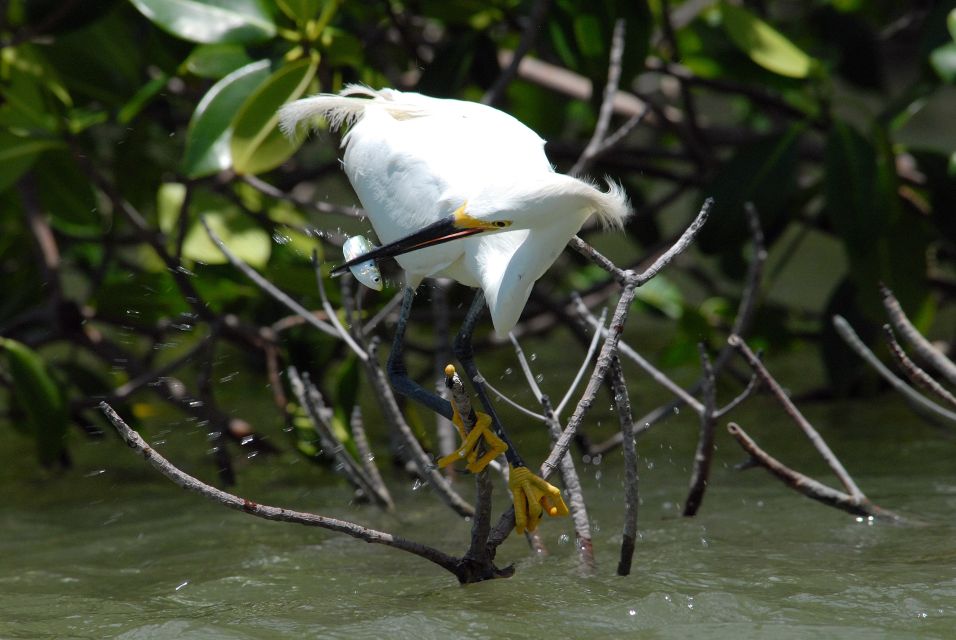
[279, 86, 629, 533]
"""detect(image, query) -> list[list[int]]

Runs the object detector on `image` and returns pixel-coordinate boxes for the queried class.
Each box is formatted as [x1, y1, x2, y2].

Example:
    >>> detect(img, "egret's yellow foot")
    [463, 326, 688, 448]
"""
[436, 409, 508, 473]
[508, 465, 569, 534]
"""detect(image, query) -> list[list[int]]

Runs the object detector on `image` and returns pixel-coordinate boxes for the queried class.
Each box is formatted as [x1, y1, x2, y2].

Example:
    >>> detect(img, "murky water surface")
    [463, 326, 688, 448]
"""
[2, 388, 954, 639]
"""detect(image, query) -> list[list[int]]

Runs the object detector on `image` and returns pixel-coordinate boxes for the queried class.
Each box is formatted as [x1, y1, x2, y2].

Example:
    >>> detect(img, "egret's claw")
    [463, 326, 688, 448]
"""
[436, 409, 508, 473]
[508, 465, 569, 535]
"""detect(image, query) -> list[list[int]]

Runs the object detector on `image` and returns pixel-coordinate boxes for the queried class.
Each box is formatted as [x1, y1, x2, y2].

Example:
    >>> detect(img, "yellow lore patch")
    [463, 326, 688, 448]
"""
[452, 202, 512, 231]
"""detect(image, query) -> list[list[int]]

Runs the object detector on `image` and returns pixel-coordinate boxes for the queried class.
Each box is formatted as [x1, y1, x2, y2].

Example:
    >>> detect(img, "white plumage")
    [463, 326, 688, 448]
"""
[279, 85, 630, 334]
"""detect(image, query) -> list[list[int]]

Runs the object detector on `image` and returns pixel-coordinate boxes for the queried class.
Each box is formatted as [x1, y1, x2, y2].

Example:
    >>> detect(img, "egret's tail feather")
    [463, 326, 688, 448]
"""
[592, 178, 631, 229]
[278, 84, 426, 140]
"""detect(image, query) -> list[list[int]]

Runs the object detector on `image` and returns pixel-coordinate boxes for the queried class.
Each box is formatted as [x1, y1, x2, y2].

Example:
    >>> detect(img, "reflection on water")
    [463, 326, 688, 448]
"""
[1, 390, 954, 639]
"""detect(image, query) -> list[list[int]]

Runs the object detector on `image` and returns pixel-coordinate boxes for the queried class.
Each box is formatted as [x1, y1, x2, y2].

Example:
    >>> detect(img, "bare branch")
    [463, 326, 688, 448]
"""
[100, 403, 462, 576]
[608, 358, 638, 576]
[884, 325, 956, 410]
[881, 284, 956, 386]
[683, 345, 716, 517]
[727, 423, 899, 521]
[482, 0, 551, 107]
[729, 333, 866, 501]
[570, 18, 626, 177]
[832, 315, 956, 426]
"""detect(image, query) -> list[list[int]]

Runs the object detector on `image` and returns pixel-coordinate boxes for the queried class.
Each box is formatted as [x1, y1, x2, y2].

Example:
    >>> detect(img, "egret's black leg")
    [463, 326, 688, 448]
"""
[387, 286, 454, 420]
[454, 290, 526, 468]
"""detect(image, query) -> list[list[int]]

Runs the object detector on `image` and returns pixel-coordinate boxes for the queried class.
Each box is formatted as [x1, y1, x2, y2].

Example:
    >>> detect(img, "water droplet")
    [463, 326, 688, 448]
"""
[240, 435, 254, 446]
[628, 609, 636, 617]
[535, 373, 544, 383]
[504, 367, 513, 376]
[558, 534, 570, 545]
[175, 581, 189, 591]
[673, 407, 680, 415]
[411, 479, 424, 491]
[272, 232, 292, 245]
[529, 353, 537, 361]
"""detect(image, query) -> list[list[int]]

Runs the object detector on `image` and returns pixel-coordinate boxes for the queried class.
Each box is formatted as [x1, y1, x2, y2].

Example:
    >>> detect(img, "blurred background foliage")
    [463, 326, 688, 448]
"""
[1, 0, 954, 474]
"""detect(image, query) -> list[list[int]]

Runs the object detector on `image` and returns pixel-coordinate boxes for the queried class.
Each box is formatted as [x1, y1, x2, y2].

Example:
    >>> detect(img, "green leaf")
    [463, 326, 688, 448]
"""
[949, 8, 956, 42]
[634, 276, 684, 320]
[720, 2, 816, 78]
[34, 151, 100, 233]
[321, 27, 363, 68]
[118, 74, 169, 124]
[157, 182, 187, 235]
[825, 121, 927, 316]
[128, 0, 276, 44]
[572, 14, 603, 59]
[697, 126, 802, 265]
[182, 59, 270, 178]
[229, 57, 317, 175]
[184, 43, 254, 78]
[930, 42, 956, 83]
[182, 210, 271, 268]
[0, 132, 64, 194]
[0, 338, 69, 466]
[276, 0, 321, 24]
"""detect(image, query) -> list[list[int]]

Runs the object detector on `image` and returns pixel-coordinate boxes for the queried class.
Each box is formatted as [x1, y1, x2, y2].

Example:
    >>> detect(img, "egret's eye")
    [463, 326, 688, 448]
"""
[494, 221, 508, 228]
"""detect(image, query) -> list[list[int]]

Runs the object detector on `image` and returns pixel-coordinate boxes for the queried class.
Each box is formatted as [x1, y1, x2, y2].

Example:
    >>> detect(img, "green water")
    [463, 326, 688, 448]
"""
[2, 389, 955, 639]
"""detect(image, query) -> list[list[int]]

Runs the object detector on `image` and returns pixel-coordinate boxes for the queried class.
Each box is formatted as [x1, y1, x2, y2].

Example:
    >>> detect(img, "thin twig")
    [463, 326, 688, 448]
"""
[312, 250, 369, 361]
[242, 174, 365, 219]
[483, 379, 548, 421]
[288, 367, 392, 509]
[509, 333, 595, 569]
[556, 307, 607, 417]
[200, 217, 338, 338]
[349, 405, 393, 508]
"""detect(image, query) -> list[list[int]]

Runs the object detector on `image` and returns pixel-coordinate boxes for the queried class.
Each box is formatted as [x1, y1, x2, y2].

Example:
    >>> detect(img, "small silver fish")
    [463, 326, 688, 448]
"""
[342, 235, 383, 291]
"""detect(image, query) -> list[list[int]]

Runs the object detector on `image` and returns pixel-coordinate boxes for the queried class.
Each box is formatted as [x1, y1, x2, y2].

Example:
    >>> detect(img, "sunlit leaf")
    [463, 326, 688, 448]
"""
[0, 338, 69, 466]
[184, 43, 254, 78]
[128, 0, 276, 44]
[930, 42, 956, 83]
[182, 59, 270, 178]
[949, 8, 956, 42]
[229, 57, 317, 175]
[157, 182, 187, 235]
[720, 3, 816, 78]
[182, 210, 271, 268]
[634, 276, 684, 320]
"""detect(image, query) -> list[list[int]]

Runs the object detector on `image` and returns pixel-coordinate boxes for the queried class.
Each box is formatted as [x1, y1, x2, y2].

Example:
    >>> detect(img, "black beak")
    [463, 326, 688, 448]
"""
[331, 214, 486, 276]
